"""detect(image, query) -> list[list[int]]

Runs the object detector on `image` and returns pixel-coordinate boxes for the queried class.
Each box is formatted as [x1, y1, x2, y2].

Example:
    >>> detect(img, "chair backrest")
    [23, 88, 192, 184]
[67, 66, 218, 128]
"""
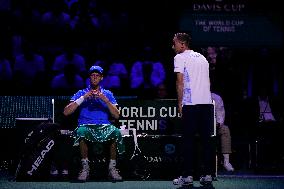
[53, 98, 78, 130]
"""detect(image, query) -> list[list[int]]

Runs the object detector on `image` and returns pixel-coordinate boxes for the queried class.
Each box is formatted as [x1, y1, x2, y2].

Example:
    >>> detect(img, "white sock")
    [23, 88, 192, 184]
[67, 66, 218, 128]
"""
[81, 158, 89, 165]
[223, 154, 230, 164]
[81, 158, 89, 170]
[109, 159, 116, 169]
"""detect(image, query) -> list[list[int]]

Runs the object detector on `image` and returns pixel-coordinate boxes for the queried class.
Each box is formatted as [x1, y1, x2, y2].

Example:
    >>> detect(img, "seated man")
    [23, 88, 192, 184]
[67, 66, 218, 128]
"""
[211, 92, 234, 171]
[63, 65, 125, 182]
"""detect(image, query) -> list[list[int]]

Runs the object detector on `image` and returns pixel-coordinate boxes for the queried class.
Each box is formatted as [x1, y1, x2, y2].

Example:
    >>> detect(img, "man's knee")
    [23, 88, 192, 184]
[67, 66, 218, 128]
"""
[218, 125, 230, 136]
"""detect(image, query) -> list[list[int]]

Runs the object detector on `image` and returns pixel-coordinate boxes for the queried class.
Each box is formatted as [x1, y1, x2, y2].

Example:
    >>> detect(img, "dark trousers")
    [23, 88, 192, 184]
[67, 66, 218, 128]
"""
[181, 104, 215, 176]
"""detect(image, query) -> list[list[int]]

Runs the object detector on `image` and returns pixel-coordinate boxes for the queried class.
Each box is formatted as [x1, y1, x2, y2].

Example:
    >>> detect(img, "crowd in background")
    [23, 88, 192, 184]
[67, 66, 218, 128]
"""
[0, 0, 283, 120]
[0, 0, 174, 95]
[0, 1, 283, 174]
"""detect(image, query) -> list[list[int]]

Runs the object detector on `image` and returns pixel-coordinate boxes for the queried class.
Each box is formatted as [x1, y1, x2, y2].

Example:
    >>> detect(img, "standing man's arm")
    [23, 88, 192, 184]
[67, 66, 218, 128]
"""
[176, 72, 184, 116]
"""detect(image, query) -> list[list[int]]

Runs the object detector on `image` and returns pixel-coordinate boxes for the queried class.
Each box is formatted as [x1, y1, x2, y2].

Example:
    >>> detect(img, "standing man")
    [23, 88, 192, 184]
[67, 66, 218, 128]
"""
[63, 65, 125, 182]
[172, 33, 215, 187]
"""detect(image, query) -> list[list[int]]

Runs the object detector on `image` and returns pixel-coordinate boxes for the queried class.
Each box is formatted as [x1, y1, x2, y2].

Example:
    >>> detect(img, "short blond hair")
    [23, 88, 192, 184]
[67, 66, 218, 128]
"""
[174, 33, 192, 47]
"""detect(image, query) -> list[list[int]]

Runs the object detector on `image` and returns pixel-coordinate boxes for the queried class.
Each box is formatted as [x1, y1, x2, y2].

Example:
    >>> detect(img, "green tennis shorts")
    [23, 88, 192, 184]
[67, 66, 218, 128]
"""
[73, 124, 125, 155]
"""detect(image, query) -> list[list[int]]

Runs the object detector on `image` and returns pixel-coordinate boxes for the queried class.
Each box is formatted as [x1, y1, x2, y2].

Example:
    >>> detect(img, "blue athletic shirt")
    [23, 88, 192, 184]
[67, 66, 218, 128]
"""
[71, 86, 118, 125]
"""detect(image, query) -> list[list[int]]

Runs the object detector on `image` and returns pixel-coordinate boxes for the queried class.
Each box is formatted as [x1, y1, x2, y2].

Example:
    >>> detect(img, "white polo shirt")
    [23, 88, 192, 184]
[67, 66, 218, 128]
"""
[174, 50, 212, 105]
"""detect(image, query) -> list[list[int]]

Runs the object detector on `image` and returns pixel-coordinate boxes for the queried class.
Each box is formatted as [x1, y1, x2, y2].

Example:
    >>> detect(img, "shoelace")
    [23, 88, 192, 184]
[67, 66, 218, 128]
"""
[79, 169, 89, 175]
[110, 168, 121, 178]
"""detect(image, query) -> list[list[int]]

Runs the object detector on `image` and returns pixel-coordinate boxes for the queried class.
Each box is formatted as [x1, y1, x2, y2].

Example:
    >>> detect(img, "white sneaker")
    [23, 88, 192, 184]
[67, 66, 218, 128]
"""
[109, 168, 123, 181]
[50, 169, 58, 176]
[223, 162, 234, 171]
[173, 176, 193, 186]
[200, 175, 212, 185]
[77, 162, 90, 182]
[61, 169, 69, 176]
